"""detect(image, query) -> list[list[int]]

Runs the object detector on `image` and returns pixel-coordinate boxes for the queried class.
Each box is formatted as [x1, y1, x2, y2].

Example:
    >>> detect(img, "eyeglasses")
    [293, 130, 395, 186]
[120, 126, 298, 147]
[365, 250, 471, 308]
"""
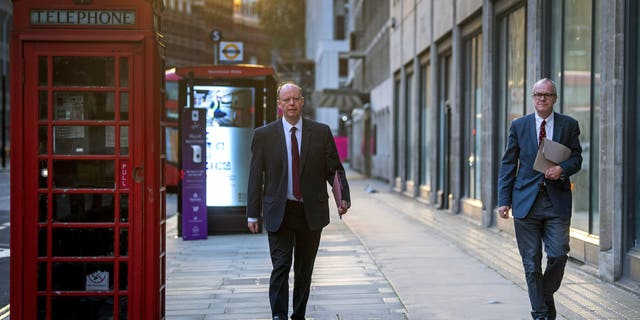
[279, 96, 303, 104]
[532, 92, 556, 99]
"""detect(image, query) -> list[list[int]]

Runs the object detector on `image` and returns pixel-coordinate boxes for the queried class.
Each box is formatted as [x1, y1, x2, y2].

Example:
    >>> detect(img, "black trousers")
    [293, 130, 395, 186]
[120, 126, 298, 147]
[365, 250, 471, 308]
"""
[268, 200, 322, 320]
[514, 189, 570, 320]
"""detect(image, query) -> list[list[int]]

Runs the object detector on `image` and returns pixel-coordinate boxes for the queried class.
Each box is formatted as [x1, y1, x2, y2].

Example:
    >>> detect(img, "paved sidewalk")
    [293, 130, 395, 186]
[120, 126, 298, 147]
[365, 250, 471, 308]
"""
[345, 174, 640, 320]
[165, 170, 640, 319]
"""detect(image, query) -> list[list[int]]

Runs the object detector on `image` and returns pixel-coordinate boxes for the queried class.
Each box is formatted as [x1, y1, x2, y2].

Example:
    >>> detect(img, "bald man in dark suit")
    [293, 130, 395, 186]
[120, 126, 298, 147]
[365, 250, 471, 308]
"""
[246, 82, 350, 320]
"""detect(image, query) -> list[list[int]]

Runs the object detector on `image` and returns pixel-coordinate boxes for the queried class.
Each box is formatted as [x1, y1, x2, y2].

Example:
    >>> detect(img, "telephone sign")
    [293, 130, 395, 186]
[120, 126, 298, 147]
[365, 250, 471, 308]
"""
[219, 41, 243, 62]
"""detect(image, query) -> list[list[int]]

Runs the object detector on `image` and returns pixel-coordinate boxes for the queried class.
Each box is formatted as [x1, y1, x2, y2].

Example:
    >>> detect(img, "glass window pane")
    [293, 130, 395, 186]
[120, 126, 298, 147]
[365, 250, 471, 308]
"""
[405, 73, 414, 181]
[119, 296, 128, 319]
[120, 262, 128, 290]
[120, 126, 129, 155]
[564, 0, 593, 232]
[39, 126, 48, 154]
[53, 160, 115, 188]
[39, 193, 48, 222]
[39, 91, 48, 120]
[53, 126, 116, 155]
[508, 7, 526, 120]
[120, 228, 128, 256]
[52, 228, 114, 256]
[37, 297, 46, 320]
[51, 262, 114, 291]
[39, 160, 48, 188]
[53, 194, 115, 222]
[120, 92, 129, 120]
[38, 227, 47, 257]
[52, 56, 114, 87]
[51, 296, 114, 319]
[38, 56, 47, 86]
[120, 194, 129, 222]
[53, 91, 116, 121]
[120, 57, 129, 87]
[38, 262, 47, 291]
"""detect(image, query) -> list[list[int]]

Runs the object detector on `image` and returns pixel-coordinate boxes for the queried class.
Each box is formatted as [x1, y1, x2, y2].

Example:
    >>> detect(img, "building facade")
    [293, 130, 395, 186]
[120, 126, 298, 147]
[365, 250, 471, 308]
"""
[347, 0, 640, 288]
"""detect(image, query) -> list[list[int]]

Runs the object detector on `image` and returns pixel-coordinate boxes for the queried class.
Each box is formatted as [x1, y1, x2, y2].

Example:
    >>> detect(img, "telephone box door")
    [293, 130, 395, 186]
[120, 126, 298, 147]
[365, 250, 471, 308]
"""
[22, 42, 143, 319]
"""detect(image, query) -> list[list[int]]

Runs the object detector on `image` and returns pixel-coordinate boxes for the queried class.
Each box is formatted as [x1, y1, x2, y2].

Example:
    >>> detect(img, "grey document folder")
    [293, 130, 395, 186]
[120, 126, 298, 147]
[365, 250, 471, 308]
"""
[533, 138, 571, 173]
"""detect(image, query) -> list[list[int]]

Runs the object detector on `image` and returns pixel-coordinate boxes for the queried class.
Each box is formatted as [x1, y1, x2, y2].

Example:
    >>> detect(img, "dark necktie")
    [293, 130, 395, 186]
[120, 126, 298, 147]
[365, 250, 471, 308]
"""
[539, 119, 546, 146]
[290, 127, 302, 200]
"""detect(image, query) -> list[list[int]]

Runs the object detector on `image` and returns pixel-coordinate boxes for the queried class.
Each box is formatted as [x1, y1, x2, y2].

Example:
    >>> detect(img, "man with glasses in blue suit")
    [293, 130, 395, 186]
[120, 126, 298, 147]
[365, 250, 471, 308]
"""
[497, 78, 583, 320]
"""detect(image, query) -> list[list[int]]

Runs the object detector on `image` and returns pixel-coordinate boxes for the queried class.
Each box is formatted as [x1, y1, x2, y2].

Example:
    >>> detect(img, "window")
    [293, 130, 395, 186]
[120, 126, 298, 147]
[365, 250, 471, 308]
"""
[335, 15, 345, 40]
[463, 33, 483, 200]
[419, 63, 431, 187]
[405, 72, 414, 181]
[497, 6, 527, 155]
[339, 58, 348, 77]
[393, 78, 401, 179]
[549, 0, 600, 235]
[626, 0, 640, 249]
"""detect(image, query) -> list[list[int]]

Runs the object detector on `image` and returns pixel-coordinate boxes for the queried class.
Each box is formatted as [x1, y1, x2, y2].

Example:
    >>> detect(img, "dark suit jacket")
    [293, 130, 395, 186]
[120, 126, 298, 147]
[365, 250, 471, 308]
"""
[498, 112, 582, 219]
[246, 118, 350, 232]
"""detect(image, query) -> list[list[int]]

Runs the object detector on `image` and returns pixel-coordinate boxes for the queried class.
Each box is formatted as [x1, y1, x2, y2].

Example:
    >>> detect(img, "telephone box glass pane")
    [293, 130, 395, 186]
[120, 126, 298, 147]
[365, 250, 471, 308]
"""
[39, 126, 48, 154]
[51, 296, 114, 319]
[51, 262, 114, 291]
[53, 92, 116, 121]
[120, 262, 128, 290]
[120, 57, 129, 87]
[120, 126, 129, 155]
[53, 126, 116, 155]
[38, 56, 47, 85]
[53, 160, 114, 188]
[38, 193, 48, 222]
[39, 160, 48, 188]
[39, 91, 48, 120]
[52, 228, 114, 256]
[53, 56, 114, 87]
[53, 194, 115, 222]
[120, 92, 129, 120]
[37, 297, 46, 319]
[119, 297, 128, 319]
[38, 228, 47, 257]
[37, 262, 46, 291]
[120, 194, 129, 222]
[120, 229, 128, 256]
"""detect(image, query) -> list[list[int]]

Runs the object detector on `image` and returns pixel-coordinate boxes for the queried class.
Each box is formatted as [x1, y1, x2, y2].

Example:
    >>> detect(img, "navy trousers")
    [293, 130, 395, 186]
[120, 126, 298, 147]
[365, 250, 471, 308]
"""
[514, 189, 570, 320]
[268, 201, 322, 320]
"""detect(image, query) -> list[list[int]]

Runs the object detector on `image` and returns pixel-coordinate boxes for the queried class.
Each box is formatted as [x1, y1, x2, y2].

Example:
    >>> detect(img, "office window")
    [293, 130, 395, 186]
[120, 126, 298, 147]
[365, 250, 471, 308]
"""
[549, 0, 600, 235]
[339, 58, 348, 77]
[393, 78, 401, 179]
[335, 15, 345, 40]
[420, 64, 431, 187]
[627, 0, 640, 249]
[463, 33, 482, 200]
[497, 6, 527, 155]
[405, 72, 414, 181]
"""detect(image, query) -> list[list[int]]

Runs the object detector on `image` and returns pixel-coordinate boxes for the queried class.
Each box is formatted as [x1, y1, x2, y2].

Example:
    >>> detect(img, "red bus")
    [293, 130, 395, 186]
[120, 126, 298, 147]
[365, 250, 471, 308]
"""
[163, 65, 278, 233]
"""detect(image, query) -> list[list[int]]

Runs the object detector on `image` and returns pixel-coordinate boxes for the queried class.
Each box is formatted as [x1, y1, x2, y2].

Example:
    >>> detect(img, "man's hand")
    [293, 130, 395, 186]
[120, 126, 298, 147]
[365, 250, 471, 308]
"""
[545, 165, 564, 180]
[497, 205, 511, 219]
[338, 200, 350, 216]
[247, 221, 259, 233]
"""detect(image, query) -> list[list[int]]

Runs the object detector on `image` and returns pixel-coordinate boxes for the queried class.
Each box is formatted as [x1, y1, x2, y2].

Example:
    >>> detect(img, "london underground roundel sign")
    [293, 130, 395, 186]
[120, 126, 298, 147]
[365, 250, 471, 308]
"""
[220, 41, 243, 62]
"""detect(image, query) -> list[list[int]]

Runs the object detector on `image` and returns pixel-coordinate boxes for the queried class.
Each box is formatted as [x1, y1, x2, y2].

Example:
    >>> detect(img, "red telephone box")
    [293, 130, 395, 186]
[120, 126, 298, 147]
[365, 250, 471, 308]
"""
[10, 1, 165, 319]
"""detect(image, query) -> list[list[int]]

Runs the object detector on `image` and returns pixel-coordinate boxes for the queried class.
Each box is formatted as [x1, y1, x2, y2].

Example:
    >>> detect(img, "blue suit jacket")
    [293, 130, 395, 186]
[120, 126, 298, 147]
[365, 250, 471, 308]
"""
[497, 112, 582, 219]
[246, 117, 350, 232]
